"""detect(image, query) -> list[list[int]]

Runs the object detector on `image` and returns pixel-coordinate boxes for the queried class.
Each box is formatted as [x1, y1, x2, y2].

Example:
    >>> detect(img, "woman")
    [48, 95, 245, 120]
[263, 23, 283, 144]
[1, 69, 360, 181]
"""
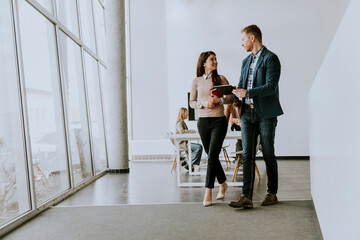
[225, 98, 242, 131]
[225, 99, 243, 161]
[176, 107, 203, 171]
[190, 51, 234, 206]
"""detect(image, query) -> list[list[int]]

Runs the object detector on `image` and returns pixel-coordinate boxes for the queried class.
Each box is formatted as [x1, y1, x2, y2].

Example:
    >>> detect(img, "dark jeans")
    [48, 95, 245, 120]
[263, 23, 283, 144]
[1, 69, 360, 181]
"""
[190, 143, 203, 165]
[197, 116, 228, 188]
[241, 108, 278, 199]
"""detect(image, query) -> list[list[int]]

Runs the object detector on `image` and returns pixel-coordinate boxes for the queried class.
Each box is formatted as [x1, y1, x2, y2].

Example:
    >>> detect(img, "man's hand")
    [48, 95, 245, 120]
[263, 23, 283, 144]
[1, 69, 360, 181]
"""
[232, 88, 248, 98]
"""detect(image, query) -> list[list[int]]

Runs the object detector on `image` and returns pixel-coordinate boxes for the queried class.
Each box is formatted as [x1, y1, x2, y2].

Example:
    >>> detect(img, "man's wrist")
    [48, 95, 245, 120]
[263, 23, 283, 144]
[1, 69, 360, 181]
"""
[245, 90, 250, 98]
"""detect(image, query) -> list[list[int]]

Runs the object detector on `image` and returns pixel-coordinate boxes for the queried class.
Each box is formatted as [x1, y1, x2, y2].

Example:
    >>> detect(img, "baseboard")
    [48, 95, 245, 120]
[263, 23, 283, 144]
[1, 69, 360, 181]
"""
[131, 154, 309, 161]
[256, 156, 310, 160]
[131, 154, 174, 161]
[108, 168, 130, 173]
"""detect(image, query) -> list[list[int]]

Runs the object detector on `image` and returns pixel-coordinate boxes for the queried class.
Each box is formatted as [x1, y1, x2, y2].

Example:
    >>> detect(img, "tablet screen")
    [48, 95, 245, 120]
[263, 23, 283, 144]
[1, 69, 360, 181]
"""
[213, 85, 235, 95]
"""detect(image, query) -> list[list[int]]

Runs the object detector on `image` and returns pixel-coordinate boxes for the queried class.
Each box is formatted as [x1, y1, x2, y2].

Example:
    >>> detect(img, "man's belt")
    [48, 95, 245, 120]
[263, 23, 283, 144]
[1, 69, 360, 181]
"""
[245, 103, 254, 109]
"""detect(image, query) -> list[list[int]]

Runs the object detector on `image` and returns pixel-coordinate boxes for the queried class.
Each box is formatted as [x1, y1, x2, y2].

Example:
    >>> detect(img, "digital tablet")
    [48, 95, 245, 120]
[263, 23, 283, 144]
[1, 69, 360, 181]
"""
[213, 85, 236, 95]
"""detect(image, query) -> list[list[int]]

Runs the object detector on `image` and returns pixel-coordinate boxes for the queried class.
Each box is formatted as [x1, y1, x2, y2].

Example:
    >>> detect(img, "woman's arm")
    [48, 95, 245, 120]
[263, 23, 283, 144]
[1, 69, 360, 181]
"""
[225, 104, 231, 120]
[219, 76, 235, 104]
[189, 78, 201, 109]
[190, 77, 215, 109]
[176, 121, 196, 134]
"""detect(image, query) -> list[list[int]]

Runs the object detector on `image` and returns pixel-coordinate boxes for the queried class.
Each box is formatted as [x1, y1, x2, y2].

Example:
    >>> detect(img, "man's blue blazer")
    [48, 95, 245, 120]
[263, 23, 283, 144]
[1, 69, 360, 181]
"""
[238, 46, 284, 119]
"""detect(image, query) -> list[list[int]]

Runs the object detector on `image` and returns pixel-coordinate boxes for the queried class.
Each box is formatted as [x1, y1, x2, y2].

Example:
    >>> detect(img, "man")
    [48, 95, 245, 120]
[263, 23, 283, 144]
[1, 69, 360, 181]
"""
[229, 24, 283, 209]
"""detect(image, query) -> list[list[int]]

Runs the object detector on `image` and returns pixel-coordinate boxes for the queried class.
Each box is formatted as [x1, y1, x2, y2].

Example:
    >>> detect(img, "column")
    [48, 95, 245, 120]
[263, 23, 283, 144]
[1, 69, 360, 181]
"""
[103, 0, 129, 171]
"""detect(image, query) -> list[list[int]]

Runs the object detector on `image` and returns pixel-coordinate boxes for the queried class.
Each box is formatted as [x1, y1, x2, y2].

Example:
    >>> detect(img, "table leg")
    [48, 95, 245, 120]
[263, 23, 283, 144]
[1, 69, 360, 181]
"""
[176, 140, 181, 187]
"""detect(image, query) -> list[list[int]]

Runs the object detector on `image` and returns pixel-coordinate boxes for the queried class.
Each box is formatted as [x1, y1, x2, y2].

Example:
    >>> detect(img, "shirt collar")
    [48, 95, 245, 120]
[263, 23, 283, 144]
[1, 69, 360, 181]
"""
[203, 73, 213, 79]
[252, 46, 264, 59]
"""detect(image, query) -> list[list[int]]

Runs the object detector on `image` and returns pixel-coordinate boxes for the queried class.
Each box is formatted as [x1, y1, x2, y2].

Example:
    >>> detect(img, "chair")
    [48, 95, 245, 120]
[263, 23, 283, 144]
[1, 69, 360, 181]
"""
[167, 132, 190, 173]
[232, 136, 261, 181]
[170, 151, 190, 173]
[221, 140, 232, 166]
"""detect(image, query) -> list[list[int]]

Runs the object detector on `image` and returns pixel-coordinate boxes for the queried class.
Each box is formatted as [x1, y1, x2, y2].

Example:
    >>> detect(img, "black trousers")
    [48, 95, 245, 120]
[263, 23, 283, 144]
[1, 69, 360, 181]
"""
[197, 116, 228, 188]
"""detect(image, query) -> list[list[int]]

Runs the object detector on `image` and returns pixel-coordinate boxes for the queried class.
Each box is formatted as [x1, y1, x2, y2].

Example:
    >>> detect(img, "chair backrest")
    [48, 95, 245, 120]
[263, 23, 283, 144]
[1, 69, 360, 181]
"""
[167, 131, 187, 156]
[231, 136, 261, 156]
[166, 131, 175, 146]
[222, 139, 231, 148]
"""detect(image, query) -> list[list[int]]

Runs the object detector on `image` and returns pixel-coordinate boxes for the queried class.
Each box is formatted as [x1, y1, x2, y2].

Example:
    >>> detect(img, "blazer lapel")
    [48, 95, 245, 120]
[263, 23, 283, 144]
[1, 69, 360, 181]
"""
[242, 57, 252, 89]
[253, 48, 266, 82]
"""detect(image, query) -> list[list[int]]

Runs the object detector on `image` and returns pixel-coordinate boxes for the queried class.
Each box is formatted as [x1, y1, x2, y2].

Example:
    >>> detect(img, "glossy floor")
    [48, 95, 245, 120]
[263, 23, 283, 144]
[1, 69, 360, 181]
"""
[58, 159, 311, 206]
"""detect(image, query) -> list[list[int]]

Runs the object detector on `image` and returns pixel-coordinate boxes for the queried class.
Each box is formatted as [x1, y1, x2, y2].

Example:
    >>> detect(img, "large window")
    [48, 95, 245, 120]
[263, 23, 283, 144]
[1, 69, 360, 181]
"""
[18, 0, 70, 205]
[78, 0, 97, 53]
[93, 0, 106, 61]
[59, 31, 93, 185]
[0, 0, 108, 232]
[84, 52, 107, 173]
[35, 0, 53, 13]
[56, 0, 80, 38]
[0, 0, 30, 226]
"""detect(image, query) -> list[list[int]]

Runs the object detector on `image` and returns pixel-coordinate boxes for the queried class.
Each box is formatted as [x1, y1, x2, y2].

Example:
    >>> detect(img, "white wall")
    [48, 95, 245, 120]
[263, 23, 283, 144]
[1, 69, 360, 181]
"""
[128, 0, 170, 156]
[129, 0, 348, 157]
[128, 0, 169, 140]
[309, 0, 360, 239]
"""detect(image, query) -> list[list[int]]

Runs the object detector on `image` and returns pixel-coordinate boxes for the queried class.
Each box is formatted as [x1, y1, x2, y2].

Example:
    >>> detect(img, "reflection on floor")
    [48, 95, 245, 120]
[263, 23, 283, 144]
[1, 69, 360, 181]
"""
[58, 159, 311, 206]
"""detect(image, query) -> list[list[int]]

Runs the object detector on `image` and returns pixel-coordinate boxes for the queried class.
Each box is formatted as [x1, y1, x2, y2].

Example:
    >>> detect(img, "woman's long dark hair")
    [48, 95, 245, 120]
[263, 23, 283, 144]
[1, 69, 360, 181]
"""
[196, 51, 221, 86]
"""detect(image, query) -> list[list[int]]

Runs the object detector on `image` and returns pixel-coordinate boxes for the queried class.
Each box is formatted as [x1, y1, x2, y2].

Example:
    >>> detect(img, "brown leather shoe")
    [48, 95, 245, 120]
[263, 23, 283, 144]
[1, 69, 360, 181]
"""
[261, 193, 278, 206]
[228, 195, 253, 209]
